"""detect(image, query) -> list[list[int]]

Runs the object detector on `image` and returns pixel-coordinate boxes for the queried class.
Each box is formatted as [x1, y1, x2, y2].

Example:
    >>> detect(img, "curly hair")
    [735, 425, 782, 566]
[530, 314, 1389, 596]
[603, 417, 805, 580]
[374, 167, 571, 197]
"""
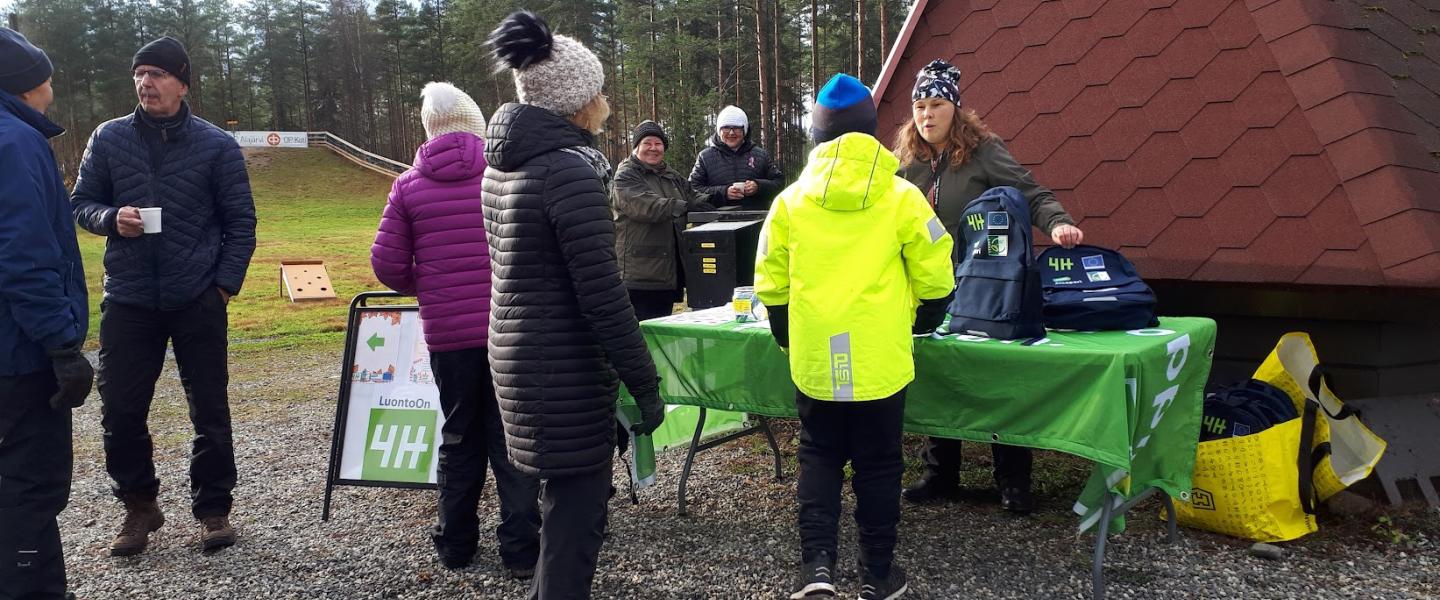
[892, 105, 994, 169]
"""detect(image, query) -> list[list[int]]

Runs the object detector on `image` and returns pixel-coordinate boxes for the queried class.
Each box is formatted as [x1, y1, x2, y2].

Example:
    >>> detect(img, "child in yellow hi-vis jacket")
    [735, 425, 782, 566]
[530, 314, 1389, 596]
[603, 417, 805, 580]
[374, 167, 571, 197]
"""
[755, 73, 954, 600]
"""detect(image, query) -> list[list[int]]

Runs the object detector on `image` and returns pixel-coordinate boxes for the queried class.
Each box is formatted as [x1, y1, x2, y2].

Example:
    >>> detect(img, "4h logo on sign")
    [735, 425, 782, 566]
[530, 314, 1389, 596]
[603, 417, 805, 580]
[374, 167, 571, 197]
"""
[362, 409, 436, 483]
[966, 213, 986, 231]
[266, 132, 282, 146]
[1048, 257, 1074, 271]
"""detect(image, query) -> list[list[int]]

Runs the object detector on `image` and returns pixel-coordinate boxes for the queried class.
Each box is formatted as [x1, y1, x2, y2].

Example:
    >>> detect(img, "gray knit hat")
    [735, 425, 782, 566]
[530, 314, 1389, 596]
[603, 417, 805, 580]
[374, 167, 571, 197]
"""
[489, 11, 604, 117]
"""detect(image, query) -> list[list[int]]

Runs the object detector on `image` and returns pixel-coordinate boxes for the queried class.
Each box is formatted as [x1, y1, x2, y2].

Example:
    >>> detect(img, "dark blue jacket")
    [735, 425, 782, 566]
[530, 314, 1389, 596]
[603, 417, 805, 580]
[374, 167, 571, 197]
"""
[71, 102, 256, 310]
[0, 90, 88, 377]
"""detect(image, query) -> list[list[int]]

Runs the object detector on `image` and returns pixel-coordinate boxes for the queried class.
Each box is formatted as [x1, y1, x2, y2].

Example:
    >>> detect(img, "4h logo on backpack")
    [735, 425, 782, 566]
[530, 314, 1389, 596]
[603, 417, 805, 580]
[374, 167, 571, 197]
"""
[1048, 257, 1073, 271]
[966, 213, 986, 231]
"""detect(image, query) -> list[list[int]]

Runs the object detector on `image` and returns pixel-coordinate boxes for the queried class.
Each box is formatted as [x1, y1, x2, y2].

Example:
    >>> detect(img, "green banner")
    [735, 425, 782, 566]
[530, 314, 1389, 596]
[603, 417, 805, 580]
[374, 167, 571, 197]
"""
[639, 309, 1214, 532]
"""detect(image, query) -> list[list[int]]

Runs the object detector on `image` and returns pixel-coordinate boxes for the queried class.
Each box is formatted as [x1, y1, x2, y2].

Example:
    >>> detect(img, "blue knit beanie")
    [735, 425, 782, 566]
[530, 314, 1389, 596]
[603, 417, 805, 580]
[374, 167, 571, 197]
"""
[0, 27, 53, 96]
[810, 73, 877, 144]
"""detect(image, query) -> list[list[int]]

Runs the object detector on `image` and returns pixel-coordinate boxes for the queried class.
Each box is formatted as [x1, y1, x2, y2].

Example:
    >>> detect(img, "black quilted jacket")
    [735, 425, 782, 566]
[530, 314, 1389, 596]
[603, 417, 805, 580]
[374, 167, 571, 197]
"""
[482, 103, 661, 478]
[71, 103, 256, 310]
[687, 133, 784, 210]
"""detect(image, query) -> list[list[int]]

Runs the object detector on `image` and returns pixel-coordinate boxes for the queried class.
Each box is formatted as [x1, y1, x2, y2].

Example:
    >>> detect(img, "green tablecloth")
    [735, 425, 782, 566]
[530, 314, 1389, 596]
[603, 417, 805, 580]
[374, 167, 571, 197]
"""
[641, 308, 1215, 531]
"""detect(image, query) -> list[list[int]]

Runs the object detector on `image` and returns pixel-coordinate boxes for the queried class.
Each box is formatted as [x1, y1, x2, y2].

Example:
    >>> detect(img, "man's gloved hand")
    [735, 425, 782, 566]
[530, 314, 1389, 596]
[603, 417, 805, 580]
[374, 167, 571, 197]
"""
[48, 343, 95, 410]
[632, 388, 666, 435]
[913, 293, 953, 335]
[768, 304, 790, 349]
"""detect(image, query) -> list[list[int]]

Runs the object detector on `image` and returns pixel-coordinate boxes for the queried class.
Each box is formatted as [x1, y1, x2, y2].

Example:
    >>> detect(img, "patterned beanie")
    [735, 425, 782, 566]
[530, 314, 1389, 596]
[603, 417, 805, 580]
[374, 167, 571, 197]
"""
[489, 11, 604, 117]
[421, 82, 486, 140]
[912, 59, 962, 107]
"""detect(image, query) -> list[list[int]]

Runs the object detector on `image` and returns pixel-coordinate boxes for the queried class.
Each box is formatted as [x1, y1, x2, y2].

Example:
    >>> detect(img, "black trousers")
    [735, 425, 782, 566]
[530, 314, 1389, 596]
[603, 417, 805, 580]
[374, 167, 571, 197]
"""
[627, 288, 681, 322]
[528, 461, 613, 600]
[0, 372, 71, 600]
[430, 348, 541, 569]
[921, 436, 1033, 491]
[796, 389, 906, 579]
[97, 292, 236, 518]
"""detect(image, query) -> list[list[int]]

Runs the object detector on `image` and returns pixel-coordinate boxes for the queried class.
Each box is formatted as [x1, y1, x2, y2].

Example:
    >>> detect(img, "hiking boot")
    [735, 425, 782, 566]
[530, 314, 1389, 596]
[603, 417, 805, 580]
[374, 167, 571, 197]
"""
[790, 551, 837, 598]
[110, 497, 165, 557]
[506, 565, 536, 580]
[999, 486, 1035, 514]
[430, 526, 475, 570]
[858, 564, 908, 600]
[199, 515, 237, 552]
[901, 475, 959, 504]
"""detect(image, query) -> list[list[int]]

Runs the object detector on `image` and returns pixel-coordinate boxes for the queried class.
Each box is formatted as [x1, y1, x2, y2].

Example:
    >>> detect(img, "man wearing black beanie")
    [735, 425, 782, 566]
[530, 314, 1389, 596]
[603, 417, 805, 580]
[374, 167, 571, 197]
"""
[71, 36, 256, 558]
[1, 25, 94, 600]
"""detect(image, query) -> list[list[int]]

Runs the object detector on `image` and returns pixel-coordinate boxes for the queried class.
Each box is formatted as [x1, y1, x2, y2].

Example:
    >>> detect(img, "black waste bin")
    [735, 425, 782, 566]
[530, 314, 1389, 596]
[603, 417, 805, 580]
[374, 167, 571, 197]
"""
[682, 212, 766, 309]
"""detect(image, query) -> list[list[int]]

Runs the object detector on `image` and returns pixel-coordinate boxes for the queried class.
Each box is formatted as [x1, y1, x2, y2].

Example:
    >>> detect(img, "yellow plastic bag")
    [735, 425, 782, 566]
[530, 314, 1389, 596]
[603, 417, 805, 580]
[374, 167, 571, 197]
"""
[1252, 332, 1387, 500]
[1174, 419, 1319, 542]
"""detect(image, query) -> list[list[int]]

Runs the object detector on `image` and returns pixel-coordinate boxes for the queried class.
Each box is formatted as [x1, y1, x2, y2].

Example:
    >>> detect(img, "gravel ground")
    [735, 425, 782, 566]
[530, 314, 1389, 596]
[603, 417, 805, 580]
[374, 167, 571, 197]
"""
[57, 346, 1439, 599]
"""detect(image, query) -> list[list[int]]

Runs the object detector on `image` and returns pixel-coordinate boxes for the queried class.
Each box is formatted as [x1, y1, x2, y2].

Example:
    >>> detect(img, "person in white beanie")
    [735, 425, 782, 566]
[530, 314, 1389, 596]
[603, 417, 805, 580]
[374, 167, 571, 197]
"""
[689, 104, 784, 210]
[371, 81, 542, 578]
[482, 11, 667, 600]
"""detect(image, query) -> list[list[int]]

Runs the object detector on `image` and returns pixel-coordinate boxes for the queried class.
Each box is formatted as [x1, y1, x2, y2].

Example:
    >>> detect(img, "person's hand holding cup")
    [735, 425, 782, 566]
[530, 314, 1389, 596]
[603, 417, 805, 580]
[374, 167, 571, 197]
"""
[743, 180, 758, 196]
[726, 183, 745, 201]
[115, 206, 144, 238]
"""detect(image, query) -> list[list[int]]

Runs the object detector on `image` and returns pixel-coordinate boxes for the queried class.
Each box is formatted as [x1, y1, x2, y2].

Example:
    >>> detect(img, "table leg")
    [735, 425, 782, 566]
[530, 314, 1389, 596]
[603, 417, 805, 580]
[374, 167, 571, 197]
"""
[1161, 493, 1178, 543]
[677, 407, 710, 517]
[1091, 491, 1116, 600]
[758, 416, 784, 480]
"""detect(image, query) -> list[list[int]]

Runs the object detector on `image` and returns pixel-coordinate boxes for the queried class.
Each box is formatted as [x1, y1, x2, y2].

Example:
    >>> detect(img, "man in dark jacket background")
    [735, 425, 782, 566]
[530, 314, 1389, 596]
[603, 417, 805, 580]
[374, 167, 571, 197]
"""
[612, 120, 714, 320]
[689, 105, 784, 210]
[70, 36, 256, 557]
[0, 27, 94, 600]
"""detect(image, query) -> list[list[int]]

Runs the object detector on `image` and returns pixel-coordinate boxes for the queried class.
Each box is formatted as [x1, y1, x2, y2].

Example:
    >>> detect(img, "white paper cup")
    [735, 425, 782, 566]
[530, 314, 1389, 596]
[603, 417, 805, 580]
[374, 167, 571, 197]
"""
[139, 207, 162, 234]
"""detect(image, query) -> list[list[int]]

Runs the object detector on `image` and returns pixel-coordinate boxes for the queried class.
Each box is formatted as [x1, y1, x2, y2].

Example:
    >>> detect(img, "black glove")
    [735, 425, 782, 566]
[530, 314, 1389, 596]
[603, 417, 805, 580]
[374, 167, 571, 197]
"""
[913, 292, 953, 335]
[632, 388, 666, 435]
[48, 343, 95, 410]
[767, 304, 790, 349]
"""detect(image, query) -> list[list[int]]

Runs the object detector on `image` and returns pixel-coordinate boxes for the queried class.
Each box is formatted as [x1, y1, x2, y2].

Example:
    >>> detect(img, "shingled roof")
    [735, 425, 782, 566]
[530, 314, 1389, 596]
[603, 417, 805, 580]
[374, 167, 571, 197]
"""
[875, 0, 1440, 288]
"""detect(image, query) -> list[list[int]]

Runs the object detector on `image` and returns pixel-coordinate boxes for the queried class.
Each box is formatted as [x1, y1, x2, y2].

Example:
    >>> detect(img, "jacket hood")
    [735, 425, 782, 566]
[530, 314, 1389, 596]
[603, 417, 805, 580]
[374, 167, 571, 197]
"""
[0, 89, 63, 139]
[415, 131, 486, 181]
[485, 102, 594, 171]
[793, 133, 898, 212]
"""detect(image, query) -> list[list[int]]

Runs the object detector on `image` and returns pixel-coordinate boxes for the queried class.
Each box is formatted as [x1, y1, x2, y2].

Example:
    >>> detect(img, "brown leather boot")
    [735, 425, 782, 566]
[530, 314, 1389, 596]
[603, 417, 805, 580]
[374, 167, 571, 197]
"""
[199, 515, 236, 552]
[110, 496, 165, 556]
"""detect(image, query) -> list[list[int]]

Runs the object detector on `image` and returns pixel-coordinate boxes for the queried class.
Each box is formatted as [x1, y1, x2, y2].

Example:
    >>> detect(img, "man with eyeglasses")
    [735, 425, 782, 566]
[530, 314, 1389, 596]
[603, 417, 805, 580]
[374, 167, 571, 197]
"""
[71, 36, 256, 558]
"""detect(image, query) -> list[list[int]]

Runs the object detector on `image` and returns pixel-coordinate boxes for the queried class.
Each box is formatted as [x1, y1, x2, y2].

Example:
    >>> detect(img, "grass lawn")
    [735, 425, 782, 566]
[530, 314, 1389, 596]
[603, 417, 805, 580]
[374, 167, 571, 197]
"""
[75, 148, 398, 354]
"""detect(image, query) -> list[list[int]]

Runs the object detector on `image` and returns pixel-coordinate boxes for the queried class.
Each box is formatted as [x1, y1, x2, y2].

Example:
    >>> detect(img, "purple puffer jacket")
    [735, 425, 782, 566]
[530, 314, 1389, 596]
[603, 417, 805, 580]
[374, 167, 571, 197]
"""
[370, 131, 490, 353]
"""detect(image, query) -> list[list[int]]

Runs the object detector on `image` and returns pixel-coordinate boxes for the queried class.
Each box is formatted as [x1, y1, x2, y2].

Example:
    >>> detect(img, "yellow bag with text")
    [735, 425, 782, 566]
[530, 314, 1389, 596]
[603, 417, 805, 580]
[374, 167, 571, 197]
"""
[1171, 333, 1385, 542]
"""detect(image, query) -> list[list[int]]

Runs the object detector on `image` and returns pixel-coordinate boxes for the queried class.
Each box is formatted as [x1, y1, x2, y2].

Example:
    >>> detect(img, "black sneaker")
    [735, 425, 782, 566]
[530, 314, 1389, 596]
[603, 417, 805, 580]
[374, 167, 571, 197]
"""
[506, 565, 535, 580]
[858, 565, 908, 600]
[901, 475, 959, 504]
[790, 551, 837, 598]
[999, 486, 1035, 514]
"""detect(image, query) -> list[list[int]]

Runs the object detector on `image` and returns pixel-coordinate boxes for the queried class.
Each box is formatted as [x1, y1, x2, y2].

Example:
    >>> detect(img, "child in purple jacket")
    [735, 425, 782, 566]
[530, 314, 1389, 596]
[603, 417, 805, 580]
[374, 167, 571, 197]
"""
[370, 82, 540, 578]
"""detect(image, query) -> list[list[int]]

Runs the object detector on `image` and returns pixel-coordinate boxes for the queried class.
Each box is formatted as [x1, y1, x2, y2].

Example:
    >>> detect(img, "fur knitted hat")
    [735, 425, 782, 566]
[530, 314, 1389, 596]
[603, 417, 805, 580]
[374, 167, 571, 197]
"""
[420, 82, 486, 140]
[488, 11, 604, 117]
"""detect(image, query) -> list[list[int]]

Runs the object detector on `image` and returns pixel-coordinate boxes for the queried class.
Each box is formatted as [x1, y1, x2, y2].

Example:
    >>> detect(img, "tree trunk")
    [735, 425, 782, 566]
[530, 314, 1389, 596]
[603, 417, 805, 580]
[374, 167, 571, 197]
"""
[856, 0, 865, 82]
[734, 0, 742, 105]
[298, 0, 313, 130]
[716, 16, 724, 109]
[753, 0, 768, 153]
[810, 0, 818, 99]
[649, 0, 658, 120]
[771, 0, 782, 167]
[880, 0, 888, 64]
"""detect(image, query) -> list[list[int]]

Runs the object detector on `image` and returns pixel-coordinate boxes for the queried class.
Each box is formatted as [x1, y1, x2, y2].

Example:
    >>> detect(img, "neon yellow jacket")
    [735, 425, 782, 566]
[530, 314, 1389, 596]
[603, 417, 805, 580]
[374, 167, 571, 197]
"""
[754, 133, 955, 401]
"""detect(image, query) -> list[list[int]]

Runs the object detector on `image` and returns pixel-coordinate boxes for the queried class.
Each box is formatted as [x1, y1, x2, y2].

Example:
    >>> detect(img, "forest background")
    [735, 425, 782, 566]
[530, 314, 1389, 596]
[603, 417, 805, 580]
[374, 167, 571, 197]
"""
[4, 0, 917, 181]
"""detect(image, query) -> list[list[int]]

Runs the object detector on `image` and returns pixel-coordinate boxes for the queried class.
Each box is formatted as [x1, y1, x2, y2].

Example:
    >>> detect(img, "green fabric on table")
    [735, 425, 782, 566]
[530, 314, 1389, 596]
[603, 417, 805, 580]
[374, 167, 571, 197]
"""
[640, 308, 1215, 532]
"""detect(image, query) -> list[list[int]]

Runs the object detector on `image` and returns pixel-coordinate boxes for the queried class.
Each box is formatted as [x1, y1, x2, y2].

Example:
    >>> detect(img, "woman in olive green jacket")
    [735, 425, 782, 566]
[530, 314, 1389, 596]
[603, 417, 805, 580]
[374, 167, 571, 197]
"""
[894, 59, 1085, 514]
[611, 120, 715, 319]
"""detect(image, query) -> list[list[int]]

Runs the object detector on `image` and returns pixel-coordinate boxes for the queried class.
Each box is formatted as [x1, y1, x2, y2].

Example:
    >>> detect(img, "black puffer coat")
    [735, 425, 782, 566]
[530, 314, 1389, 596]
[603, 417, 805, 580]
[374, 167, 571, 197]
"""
[688, 133, 783, 210]
[71, 103, 256, 310]
[482, 103, 661, 478]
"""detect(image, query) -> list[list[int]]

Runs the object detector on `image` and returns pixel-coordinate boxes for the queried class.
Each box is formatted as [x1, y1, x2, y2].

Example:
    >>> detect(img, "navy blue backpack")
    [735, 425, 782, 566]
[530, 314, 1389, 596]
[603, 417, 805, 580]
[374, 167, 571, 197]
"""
[946, 186, 1045, 340]
[1036, 244, 1159, 331]
[1200, 379, 1300, 441]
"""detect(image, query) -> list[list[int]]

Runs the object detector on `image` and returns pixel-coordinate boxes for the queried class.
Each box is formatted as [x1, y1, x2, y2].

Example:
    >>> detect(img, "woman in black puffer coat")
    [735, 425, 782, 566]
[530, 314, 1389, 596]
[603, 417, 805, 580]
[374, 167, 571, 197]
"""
[482, 11, 665, 600]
